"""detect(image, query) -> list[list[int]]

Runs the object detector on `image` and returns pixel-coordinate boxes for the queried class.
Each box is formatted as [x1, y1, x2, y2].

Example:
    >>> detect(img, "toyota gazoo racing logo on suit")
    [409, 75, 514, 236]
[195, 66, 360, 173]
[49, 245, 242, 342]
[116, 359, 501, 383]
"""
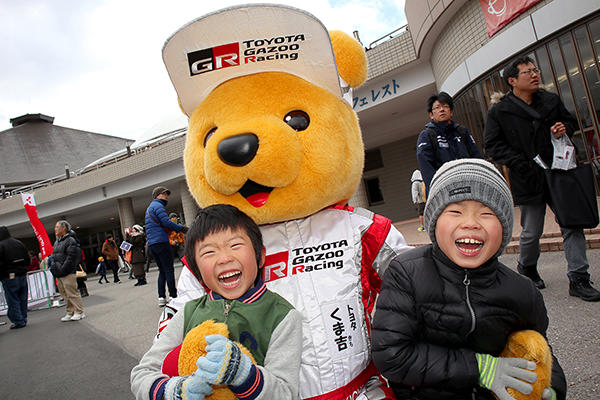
[187, 34, 306, 75]
[262, 239, 348, 282]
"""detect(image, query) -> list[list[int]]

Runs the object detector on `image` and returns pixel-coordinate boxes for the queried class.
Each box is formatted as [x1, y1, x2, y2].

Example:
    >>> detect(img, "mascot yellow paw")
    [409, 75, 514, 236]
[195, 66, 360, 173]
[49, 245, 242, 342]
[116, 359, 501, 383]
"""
[178, 320, 255, 400]
[499, 330, 552, 400]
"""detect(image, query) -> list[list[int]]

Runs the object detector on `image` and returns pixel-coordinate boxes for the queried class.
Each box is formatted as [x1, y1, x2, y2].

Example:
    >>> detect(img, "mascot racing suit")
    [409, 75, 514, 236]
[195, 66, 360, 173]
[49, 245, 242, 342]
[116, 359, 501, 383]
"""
[157, 206, 411, 399]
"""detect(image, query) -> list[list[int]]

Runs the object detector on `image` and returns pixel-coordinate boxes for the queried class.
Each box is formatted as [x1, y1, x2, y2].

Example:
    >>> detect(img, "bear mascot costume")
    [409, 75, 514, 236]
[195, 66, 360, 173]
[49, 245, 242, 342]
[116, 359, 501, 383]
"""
[154, 4, 555, 400]
[157, 4, 410, 399]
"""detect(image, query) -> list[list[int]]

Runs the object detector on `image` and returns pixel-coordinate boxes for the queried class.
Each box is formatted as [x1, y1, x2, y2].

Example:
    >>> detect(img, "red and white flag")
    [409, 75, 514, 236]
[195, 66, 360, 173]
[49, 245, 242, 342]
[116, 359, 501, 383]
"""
[480, 0, 540, 37]
[21, 193, 53, 259]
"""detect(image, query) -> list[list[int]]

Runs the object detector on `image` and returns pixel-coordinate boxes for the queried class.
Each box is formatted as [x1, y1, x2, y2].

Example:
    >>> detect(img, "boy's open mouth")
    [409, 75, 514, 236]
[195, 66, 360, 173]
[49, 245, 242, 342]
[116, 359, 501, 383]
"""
[455, 238, 484, 256]
[218, 270, 241, 288]
[238, 180, 274, 208]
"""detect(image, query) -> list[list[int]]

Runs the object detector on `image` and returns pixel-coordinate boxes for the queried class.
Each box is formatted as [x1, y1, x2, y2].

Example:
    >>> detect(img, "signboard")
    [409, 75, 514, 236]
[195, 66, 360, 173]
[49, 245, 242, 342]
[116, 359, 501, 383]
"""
[120, 241, 132, 252]
[480, 0, 540, 37]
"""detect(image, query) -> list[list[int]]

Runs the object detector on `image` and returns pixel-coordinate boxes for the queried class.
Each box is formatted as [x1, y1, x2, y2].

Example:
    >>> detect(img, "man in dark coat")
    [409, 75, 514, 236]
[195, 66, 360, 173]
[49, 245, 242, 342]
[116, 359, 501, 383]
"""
[484, 55, 600, 301]
[0, 226, 30, 329]
[51, 220, 85, 321]
[416, 91, 483, 194]
[145, 186, 187, 307]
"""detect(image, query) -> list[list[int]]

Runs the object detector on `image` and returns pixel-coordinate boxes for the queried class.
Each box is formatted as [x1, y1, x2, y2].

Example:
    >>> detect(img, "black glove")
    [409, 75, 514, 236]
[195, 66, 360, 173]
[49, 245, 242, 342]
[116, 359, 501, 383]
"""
[181, 226, 189, 234]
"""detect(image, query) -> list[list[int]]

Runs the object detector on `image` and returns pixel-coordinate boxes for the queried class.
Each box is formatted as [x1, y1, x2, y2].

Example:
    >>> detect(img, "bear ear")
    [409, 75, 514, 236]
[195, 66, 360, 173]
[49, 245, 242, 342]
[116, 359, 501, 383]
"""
[329, 30, 367, 88]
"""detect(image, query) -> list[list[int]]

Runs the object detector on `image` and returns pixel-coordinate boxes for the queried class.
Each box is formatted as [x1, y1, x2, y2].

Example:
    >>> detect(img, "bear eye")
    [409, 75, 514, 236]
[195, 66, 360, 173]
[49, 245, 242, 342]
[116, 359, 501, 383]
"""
[203, 127, 217, 147]
[284, 110, 310, 132]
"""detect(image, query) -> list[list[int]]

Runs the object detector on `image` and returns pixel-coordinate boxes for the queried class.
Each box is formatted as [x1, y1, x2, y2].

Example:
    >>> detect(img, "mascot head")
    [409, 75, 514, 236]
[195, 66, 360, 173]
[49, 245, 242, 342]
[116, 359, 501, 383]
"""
[163, 4, 367, 224]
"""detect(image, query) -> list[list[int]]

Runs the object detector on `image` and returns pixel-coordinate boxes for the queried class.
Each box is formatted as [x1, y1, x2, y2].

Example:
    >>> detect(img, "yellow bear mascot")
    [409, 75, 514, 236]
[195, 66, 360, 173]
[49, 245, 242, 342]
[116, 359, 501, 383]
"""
[156, 4, 553, 400]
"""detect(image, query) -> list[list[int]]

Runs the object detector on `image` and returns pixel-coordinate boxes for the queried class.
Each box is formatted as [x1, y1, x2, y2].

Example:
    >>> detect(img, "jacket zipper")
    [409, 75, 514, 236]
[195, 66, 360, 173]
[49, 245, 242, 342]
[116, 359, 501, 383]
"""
[223, 301, 231, 321]
[463, 270, 476, 336]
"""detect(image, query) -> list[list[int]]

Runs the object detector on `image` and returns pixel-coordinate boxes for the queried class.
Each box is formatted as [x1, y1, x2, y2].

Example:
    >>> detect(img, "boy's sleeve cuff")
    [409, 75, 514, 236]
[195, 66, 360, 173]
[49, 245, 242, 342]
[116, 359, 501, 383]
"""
[150, 377, 169, 400]
[230, 365, 264, 400]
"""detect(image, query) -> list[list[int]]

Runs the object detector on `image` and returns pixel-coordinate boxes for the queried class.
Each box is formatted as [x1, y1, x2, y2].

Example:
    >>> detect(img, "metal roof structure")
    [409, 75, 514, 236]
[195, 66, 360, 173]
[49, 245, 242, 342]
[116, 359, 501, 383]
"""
[0, 113, 133, 189]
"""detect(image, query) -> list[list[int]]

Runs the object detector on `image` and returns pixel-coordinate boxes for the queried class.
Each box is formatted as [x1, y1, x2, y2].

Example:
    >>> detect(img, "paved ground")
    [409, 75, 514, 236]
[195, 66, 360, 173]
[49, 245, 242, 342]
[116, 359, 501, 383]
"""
[1, 250, 599, 399]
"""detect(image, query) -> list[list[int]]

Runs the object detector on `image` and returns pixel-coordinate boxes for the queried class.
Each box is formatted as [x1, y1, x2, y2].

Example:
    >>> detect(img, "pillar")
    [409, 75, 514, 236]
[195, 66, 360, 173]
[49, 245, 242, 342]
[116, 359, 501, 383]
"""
[117, 197, 135, 236]
[348, 179, 369, 209]
[180, 180, 200, 226]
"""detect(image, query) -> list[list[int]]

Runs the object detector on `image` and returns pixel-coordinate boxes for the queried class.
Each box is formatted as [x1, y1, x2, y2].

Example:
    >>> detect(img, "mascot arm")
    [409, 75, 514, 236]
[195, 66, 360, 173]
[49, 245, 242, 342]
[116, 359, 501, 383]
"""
[373, 225, 411, 277]
[371, 260, 478, 389]
[251, 309, 303, 400]
[155, 267, 206, 342]
[132, 310, 186, 400]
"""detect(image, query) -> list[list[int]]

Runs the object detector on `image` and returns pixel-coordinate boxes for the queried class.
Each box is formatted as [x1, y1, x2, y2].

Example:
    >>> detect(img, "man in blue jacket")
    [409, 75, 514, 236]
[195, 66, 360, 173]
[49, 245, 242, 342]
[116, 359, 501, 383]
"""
[416, 92, 483, 194]
[145, 187, 188, 307]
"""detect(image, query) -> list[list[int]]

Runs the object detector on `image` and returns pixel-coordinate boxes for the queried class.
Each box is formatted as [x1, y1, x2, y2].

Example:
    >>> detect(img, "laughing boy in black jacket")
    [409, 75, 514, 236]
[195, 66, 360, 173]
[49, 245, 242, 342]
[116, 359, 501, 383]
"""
[372, 159, 565, 400]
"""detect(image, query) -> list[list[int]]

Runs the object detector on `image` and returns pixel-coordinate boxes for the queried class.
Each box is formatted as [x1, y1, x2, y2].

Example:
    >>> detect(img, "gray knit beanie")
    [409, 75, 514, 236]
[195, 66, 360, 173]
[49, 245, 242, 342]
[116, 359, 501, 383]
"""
[424, 159, 514, 258]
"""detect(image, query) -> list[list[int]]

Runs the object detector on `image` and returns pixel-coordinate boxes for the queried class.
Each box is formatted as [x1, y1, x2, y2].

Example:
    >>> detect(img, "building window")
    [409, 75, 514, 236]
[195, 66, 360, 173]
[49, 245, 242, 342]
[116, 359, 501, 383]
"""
[364, 149, 384, 171]
[364, 177, 384, 205]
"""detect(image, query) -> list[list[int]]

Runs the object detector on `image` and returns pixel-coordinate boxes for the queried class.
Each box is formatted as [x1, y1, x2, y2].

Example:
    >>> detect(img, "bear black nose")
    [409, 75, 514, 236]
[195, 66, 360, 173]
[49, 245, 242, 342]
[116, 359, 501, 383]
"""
[217, 133, 259, 166]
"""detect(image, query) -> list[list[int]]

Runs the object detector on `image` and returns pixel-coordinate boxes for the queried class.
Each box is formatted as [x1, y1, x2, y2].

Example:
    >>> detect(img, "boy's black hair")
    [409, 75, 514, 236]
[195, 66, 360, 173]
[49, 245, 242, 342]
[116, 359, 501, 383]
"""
[426, 91, 453, 113]
[105, 233, 113, 239]
[184, 204, 264, 284]
[502, 55, 535, 88]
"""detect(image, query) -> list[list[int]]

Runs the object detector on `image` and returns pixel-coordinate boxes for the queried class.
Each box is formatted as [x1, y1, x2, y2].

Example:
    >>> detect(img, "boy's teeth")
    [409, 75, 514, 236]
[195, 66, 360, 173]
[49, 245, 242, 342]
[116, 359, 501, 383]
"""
[219, 271, 240, 279]
[456, 238, 482, 244]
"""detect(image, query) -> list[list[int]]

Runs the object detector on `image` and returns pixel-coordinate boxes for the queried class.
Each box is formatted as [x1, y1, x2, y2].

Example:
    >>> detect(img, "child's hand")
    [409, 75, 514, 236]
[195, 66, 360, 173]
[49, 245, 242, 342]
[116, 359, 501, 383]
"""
[476, 353, 537, 400]
[195, 334, 253, 387]
[164, 374, 212, 400]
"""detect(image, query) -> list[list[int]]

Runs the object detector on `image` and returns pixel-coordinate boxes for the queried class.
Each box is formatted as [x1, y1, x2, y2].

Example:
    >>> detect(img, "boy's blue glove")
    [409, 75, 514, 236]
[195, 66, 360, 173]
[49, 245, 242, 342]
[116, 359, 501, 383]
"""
[164, 375, 213, 400]
[476, 353, 537, 400]
[196, 334, 253, 387]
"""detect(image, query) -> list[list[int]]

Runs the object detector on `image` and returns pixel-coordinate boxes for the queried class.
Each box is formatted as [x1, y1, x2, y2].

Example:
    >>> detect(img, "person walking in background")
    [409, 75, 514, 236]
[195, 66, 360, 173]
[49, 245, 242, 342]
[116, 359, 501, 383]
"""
[168, 212, 185, 263]
[484, 55, 600, 301]
[410, 169, 426, 231]
[77, 249, 89, 298]
[0, 226, 30, 329]
[51, 220, 85, 321]
[27, 251, 40, 272]
[102, 233, 120, 283]
[145, 186, 188, 307]
[126, 224, 147, 286]
[416, 91, 483, 194]
[96, 256, 109, 284]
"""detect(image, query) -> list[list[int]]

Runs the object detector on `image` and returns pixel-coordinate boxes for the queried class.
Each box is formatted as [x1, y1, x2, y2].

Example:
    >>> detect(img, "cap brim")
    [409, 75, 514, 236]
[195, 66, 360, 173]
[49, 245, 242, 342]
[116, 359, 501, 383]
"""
[163, 4, 342, 117]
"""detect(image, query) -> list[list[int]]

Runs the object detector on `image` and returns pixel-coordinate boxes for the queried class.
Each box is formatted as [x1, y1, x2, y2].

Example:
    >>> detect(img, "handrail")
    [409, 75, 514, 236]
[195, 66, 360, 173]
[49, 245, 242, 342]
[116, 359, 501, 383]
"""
[368, 24, 409, 49]
[2, 127, 188, 199]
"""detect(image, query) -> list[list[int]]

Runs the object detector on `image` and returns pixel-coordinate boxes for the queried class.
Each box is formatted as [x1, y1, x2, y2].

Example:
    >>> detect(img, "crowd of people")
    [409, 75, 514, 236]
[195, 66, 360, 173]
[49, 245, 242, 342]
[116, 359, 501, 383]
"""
[0, 184, 191, 329]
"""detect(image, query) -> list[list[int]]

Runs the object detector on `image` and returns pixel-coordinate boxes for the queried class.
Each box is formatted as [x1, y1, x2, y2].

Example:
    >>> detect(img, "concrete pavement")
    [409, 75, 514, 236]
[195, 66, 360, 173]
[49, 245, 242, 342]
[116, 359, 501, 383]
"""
[1, 252, 599, 399]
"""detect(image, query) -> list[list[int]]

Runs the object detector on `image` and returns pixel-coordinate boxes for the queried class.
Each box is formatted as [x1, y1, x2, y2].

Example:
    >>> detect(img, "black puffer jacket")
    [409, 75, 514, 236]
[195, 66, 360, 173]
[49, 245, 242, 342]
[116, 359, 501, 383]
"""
[50, 230, 81, 278]
[372, 245, 566, 400]
[484, 90, 578, 205]
[0, 226, 29, 280]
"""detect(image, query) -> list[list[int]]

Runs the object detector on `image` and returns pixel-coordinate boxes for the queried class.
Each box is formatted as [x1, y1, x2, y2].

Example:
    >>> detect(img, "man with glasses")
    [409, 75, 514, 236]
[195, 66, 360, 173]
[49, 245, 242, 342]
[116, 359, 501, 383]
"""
[416, 91, 483, 194]
[485, 55, 600, 301]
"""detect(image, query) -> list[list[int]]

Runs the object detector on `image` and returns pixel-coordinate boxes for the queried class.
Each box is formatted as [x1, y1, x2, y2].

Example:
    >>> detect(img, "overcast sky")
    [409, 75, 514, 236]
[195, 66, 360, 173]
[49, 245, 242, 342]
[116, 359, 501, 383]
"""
[0, 0, 406, 142]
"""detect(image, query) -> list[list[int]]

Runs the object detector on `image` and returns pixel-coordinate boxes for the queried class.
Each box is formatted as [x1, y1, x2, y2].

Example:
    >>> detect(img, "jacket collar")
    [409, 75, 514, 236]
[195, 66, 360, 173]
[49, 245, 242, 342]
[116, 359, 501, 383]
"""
[431, 245, 498, 286]
[499, 89, 557, 119]
[208, 280, 267, 304]
[153, 198, 168, 206]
